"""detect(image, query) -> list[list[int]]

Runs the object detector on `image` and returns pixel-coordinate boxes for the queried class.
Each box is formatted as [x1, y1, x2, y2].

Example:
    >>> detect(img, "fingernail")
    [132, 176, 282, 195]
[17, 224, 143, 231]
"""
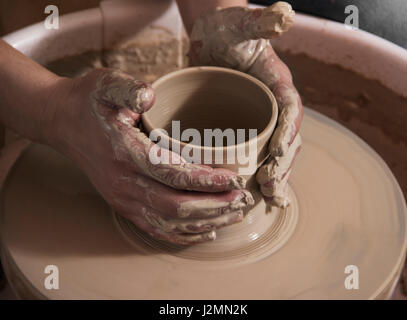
[135, 85, 155, 113]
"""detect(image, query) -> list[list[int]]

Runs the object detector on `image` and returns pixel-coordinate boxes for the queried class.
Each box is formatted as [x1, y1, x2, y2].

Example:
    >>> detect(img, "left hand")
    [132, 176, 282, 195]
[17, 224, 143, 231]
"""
[46, 69, 254, 245]
[188, 1, 303, 208]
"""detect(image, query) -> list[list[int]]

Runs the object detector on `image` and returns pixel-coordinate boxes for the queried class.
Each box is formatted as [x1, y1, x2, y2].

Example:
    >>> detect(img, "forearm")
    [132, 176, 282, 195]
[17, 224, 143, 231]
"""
[176, 0, 247, 34]
[0, 39, 62, 144]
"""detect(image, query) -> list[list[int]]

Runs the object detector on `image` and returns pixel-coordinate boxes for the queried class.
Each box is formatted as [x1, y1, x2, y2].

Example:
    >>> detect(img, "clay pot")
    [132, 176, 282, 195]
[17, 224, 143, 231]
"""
[142, 66, 278, 186]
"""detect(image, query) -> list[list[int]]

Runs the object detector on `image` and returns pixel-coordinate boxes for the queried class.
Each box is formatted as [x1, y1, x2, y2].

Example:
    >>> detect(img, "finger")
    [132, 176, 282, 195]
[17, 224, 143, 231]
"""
[176, 190, 253, 218]
[164, 231, 216, 245]
[268, 82, 303, 156]
[257, 133, 301, 186]
[142, 207, 244, 234]
[96, 99, 248, 193]
[92, 69, 155, 114]
[190, 7, 269, 70]
[121, 210, 216, 245]
[113, 174, 254, 219]
[117, 199, 243, 235]
[257, 133, 301, 208]
[263, 168, 292, 209]
[243, 2, 295, 40]
[109, 115, 247, 192]
[248, 45, 303, 157]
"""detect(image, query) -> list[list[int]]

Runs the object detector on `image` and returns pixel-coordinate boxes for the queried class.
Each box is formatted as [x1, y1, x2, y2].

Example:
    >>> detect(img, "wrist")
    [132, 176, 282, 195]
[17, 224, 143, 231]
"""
[38, 76, 76, 149]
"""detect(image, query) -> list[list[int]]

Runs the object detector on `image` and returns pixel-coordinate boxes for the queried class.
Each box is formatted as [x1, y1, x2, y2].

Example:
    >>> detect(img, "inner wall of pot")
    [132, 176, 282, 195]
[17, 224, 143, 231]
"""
[148, 70, 273, 146]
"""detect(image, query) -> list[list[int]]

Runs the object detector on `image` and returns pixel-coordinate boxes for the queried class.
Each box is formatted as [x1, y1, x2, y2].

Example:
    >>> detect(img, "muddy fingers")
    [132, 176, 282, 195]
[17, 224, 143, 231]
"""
[243, 2, 295, 40]
[113, 123, 247, 192]
[257, 133, 301, 208]
[143, 208, 244, 234]
[113, 174, 254, 219]
[92, 69, 154, 113]
[118, 201, 245, 245]
[125, 213, 217, 245]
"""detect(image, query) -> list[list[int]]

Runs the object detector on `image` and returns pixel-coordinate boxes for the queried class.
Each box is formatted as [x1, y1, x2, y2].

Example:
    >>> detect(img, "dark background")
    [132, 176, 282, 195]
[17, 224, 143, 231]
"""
[251, 0, 407, 48]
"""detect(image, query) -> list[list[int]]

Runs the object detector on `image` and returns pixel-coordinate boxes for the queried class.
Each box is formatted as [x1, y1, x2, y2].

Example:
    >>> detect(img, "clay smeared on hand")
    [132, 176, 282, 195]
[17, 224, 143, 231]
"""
[189, 2, 303, 208]
[84, 69, 253, 245]
[190, 1, 295, 70]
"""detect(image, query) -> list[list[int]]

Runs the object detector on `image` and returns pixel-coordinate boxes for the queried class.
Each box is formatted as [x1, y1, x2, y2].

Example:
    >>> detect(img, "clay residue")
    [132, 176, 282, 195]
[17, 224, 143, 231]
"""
[247, 2, 295, 39]
[278, 50, 407, 198]
[178, 199, 230, 217]
[103, 26, 189, 83]
[256, 133, 301, 208]
[191, 2, 295, 71]
[177, 189, 254, 218]
[45, 27, 188, 82]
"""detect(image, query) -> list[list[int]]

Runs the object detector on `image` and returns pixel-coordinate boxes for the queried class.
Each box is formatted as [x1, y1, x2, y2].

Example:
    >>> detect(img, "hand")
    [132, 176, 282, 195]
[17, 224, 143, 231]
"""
[189, 2, 303, 208]
[48, 69, 254, 245]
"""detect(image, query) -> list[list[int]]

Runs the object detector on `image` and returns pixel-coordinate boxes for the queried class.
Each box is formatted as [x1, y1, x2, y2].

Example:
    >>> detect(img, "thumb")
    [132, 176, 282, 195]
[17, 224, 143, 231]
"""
[92, 69, 155, 114]
[243, 2, 295, 40]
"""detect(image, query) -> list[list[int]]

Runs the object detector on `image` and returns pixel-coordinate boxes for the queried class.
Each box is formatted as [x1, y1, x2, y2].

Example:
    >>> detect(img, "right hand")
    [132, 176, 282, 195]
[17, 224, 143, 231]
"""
[46, 69, 254, 245]
[189, 2, 303, 208]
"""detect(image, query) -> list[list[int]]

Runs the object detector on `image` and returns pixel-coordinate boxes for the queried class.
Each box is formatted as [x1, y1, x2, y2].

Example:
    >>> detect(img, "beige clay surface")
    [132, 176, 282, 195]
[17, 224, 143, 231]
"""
[0, 108, 406, 299]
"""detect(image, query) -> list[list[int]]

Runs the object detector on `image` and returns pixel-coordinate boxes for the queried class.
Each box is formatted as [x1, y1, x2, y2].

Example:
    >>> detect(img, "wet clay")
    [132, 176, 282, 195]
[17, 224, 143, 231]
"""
[36, 49, 407, 296]
[1, 108, 405, 299]
[44, 48, 407, 211]
[191, 2, 294, 71]
[142, 67, 279, 210]
[187, 4, 302, 208]
[277, 51, 407, 198]
[103, 26, 189, 83]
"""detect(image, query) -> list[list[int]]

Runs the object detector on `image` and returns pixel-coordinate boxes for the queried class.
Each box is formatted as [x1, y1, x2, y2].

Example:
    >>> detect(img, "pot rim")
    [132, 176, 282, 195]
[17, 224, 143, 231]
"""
[143, 66, 278, 153]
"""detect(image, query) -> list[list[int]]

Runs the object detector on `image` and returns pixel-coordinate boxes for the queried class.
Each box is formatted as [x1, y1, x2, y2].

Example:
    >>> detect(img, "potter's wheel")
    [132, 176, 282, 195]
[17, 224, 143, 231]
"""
[1, 108, 406, 299]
